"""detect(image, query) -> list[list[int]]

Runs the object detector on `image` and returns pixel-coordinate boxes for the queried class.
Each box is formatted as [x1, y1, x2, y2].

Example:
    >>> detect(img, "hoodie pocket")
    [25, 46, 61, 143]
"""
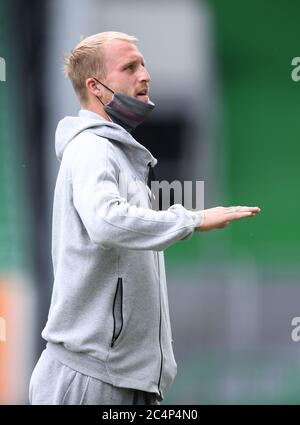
[111, 277, 124, 347]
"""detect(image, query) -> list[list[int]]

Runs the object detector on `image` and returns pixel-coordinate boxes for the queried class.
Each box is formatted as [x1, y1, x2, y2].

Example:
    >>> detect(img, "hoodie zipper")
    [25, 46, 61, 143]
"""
[147, 164, 163, 398]
[157, 297, 163, 399]
[157, 252, 163, 400]
[111, 277, 124, 348]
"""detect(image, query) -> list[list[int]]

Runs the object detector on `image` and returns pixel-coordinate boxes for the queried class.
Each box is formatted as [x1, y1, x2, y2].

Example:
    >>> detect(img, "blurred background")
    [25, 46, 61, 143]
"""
[0, 0, 300, 404]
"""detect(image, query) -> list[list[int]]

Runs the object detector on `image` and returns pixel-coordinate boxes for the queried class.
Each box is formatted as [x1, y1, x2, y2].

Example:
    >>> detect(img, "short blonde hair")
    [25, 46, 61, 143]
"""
[64, 31, 138, 104]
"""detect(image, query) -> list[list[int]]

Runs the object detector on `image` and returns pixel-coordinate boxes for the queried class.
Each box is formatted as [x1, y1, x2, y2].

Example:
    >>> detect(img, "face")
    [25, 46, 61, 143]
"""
[100, 39, 151, 103]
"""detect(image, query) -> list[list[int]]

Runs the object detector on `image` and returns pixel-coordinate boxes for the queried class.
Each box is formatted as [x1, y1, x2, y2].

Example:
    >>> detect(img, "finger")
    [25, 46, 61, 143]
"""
[238, 211, 259, 219]
[224, 206, 237, 214]
[222, 221, 230, 228]
[238, 206, 260, 213]
[229, 211, 253, 220]
[225, 206, 246, 214]
[216, 221, 230, 228]
[248, 209, 260, 216]
[225, 206, 260, 215]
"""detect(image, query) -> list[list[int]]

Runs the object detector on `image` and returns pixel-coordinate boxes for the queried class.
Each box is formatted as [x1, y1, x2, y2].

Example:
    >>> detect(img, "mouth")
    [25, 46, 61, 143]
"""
[135, 88, 149, 101]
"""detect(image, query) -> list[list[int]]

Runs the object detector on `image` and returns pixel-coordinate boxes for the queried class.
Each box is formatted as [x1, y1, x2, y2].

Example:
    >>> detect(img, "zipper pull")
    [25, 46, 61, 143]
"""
[147, 163, 155, 189]
[147, 163, 156, 208]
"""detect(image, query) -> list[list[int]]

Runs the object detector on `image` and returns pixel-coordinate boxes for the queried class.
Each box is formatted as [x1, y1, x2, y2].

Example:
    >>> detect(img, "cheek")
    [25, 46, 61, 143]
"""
[107, 73, 136, 95]
[118, 82, 135, 96]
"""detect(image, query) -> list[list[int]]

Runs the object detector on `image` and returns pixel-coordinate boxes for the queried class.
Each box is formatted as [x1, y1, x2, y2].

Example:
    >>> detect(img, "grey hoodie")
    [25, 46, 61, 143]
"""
[42, 109, 201, 401]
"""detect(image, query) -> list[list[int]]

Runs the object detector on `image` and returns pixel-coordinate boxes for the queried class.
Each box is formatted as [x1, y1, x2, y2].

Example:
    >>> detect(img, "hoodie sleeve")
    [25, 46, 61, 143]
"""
[70, 134, 201, 251]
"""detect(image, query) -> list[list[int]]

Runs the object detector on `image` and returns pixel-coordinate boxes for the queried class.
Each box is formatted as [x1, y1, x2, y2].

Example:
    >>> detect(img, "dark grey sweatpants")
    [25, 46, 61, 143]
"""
[29, 349, 160, 405]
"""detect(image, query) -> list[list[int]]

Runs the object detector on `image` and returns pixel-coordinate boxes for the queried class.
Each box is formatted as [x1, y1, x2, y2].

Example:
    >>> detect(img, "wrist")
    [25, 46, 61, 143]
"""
[194, 210, 204, 229]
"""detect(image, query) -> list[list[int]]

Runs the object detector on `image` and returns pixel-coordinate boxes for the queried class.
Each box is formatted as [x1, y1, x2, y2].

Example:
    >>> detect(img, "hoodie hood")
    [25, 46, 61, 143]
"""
[55, 109, 157, 170]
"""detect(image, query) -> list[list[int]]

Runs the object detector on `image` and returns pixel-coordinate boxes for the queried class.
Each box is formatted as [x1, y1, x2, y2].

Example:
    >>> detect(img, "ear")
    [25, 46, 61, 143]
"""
[85, 77, 101, 96]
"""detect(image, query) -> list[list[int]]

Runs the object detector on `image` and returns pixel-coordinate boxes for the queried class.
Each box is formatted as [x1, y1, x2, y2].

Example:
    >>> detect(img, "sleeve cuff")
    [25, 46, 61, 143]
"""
[189, 211, 202, 228]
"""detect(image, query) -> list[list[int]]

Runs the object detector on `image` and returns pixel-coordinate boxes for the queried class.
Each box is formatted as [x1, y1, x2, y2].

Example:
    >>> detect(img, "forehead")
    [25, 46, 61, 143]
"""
[103, 40, 144, 69]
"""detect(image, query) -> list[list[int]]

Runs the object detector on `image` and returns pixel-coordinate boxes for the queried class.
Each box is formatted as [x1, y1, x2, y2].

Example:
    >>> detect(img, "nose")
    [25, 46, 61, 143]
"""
[139, 65, 151, 83]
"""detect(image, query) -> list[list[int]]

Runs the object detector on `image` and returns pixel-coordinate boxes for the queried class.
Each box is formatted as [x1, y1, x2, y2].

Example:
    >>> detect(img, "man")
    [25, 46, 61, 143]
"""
[29, 32, 260, 405]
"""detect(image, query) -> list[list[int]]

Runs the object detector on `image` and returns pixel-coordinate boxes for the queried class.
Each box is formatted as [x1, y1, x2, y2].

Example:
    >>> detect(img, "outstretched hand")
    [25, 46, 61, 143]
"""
[196, 206, 261, 232]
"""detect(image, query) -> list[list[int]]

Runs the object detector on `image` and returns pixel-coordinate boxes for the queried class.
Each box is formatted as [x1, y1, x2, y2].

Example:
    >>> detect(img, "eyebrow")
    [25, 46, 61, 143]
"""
[121, 56, 145, 68]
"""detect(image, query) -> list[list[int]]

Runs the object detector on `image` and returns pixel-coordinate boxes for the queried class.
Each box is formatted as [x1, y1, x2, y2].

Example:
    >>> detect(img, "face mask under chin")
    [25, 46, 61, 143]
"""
[93, 77, 155, 133]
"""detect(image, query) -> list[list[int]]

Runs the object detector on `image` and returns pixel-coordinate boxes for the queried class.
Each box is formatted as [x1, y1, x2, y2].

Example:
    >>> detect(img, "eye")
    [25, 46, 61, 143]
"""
[124, 63, 135, 71]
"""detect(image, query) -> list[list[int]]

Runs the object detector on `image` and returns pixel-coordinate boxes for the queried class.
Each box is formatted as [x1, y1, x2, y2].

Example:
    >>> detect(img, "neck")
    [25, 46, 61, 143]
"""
[83, 100, 112, 122]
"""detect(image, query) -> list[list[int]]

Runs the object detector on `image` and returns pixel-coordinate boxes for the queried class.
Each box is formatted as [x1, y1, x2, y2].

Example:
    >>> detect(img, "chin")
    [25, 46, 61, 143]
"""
[135, 95, 149, 103]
